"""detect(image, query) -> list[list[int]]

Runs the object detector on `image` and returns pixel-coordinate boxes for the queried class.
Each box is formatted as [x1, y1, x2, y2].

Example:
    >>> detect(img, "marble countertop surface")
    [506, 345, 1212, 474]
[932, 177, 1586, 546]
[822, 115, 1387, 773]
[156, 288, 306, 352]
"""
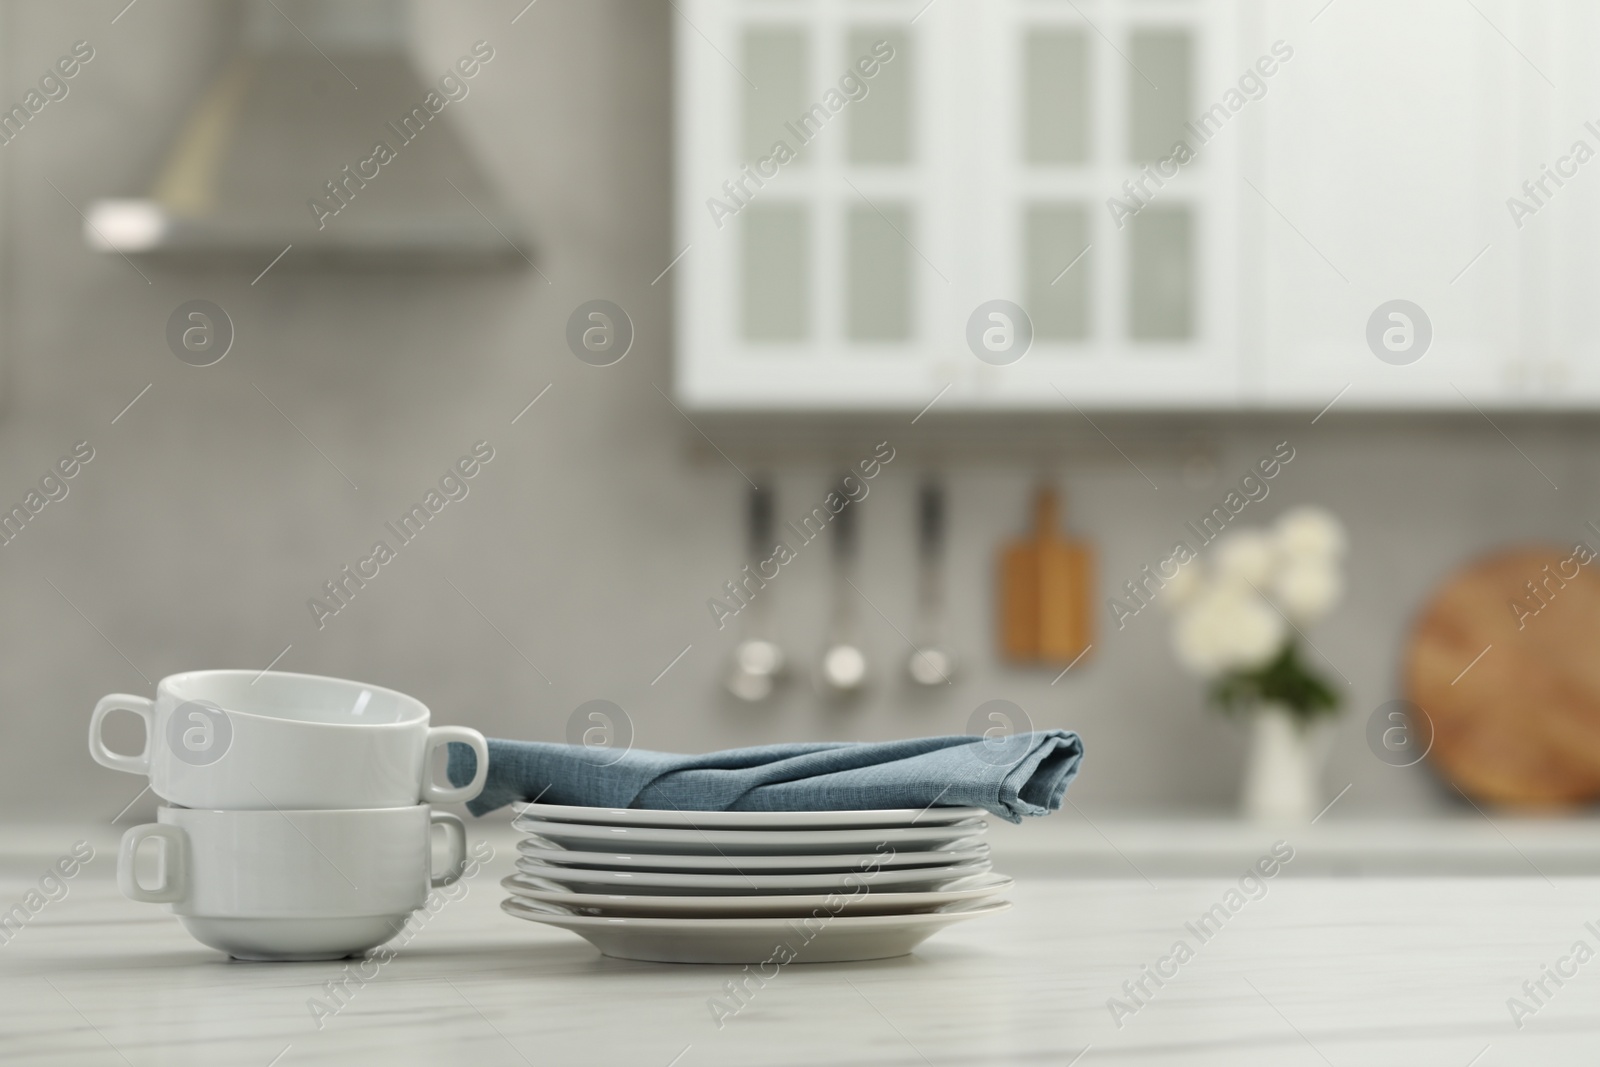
[3, 820, 1597, 1065]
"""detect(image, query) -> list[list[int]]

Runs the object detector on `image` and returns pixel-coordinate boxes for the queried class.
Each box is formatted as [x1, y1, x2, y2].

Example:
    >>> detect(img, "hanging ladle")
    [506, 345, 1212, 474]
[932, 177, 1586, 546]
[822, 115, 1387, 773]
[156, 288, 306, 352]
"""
[725, 481, 787, 703]
[907, 478, 955, 686]
[819, 475, 868, 698]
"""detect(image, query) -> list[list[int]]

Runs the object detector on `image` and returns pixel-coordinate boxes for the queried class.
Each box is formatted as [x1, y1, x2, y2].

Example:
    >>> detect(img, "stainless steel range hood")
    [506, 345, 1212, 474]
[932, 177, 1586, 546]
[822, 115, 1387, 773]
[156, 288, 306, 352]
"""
[86, 0, 529, 268]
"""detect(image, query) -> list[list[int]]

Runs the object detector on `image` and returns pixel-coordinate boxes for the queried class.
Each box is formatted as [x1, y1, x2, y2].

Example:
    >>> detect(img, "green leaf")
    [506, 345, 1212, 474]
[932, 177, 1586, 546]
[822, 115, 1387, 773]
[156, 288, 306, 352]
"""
[1205, 641, 1342, 725]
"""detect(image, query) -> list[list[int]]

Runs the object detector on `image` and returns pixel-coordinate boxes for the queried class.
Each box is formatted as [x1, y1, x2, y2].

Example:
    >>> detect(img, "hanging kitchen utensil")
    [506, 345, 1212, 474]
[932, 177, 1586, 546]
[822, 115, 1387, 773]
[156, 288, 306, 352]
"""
[725, 481, 787, 703]
[820, 476, 868, 698]
[907, 479, 955, 686]
[999, 486, 1093, 664]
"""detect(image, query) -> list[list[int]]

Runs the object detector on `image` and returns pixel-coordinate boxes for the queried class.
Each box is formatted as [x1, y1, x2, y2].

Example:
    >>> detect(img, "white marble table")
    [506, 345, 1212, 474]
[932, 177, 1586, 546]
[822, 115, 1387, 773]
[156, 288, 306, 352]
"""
[2, 821, 1596, 1065]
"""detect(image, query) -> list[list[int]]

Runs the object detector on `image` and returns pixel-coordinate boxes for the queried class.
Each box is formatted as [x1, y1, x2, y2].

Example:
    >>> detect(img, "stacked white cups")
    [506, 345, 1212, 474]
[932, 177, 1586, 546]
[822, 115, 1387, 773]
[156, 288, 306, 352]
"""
[91, 670, 488, 961]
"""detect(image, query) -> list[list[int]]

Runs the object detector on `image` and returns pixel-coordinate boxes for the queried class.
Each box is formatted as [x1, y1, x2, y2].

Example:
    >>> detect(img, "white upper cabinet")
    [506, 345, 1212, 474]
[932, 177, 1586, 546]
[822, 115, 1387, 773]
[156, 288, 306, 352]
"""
[675, 0, 1565, 412]
[1249, 0, 1528, 409]
[1533, 0, 1600, 405]
[675, 1, 948, 410]
[971, 0, 1243, 409]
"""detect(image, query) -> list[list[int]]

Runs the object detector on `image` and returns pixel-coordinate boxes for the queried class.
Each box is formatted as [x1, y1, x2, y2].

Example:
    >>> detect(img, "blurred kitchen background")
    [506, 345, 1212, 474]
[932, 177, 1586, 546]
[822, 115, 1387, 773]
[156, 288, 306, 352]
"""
[4, 0, 1596, 829]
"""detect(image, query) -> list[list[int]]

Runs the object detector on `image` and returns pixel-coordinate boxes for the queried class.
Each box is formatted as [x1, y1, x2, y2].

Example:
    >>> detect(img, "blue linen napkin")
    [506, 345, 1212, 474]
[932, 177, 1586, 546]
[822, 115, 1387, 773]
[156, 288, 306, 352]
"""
[446, 731, 1083, 824]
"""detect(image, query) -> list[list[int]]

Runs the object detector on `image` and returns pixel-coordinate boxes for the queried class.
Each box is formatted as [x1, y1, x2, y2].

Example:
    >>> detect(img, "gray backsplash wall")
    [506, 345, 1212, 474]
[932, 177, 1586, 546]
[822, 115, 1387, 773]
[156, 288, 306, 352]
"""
[4, 0, 1593, 821]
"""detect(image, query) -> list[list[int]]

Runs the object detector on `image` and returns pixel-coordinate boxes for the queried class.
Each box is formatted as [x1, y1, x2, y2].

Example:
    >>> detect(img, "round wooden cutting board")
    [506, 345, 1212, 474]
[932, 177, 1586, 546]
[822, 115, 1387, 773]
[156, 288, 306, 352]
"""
[1405, 545, 1600, 807]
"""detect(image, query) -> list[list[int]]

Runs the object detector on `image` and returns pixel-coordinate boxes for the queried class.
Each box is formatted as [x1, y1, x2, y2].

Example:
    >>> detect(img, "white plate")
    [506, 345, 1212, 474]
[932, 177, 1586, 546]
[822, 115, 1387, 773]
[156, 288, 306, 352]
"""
[512, 816, 986, 856]
[515, 838, 990, 872]
[500, 872, 1014, 917]
[512, 858, 992, 895]
[515, 802, 984, 829]
[500, 896, 1012, 963]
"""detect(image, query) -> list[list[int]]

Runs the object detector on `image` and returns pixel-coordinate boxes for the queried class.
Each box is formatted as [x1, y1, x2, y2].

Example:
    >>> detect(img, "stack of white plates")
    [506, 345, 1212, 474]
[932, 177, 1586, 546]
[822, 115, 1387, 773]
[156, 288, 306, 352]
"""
[500, 802, 1013, 963]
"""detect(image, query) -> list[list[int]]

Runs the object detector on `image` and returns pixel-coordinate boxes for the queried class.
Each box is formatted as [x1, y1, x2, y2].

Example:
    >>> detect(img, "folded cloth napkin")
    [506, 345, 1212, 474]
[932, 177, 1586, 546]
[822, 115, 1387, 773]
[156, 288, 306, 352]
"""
[447, 731, 1083, 824]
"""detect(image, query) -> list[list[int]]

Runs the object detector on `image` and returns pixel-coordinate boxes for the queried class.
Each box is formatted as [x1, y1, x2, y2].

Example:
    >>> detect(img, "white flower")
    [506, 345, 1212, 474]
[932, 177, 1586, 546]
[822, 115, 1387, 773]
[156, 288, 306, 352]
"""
[1162, 559, 1205, 609]
[1172, 580, 1286, 677]
[1274, 561, 1343, 625]
[1275, 506, 1347, 562]
[1213, 529, 1278, 586]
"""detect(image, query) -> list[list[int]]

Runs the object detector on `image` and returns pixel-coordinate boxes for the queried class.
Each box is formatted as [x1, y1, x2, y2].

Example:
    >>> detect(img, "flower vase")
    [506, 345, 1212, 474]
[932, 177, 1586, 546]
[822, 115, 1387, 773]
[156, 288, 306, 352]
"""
[1240, 705, 1326, 822]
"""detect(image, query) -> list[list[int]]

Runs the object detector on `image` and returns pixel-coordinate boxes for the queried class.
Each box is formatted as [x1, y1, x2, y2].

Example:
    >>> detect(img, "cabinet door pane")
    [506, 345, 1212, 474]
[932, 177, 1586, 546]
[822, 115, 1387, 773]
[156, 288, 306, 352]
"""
[742, 204, 811, 341]
[1127, 205, 1193, 340]
[1128, 29, 1191, 163]
[1024, 29, 1090, 164]
[1026, 204, 1090, 341]
[847, 203, 912, 340]
[744, 28, 810, 165]
[848, 29, 911, 164]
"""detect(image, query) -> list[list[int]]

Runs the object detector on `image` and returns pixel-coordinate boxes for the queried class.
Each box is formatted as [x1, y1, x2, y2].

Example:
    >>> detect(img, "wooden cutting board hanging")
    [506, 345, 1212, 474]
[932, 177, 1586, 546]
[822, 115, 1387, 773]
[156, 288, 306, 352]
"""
[1405, 545, 1600, 807]
[999, 487, 1093, 664]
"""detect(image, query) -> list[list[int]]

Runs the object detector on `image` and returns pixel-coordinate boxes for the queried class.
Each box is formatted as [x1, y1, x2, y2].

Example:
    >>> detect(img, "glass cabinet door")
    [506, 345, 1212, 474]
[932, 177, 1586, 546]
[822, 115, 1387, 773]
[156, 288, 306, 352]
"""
[991, 0, 1236, 406]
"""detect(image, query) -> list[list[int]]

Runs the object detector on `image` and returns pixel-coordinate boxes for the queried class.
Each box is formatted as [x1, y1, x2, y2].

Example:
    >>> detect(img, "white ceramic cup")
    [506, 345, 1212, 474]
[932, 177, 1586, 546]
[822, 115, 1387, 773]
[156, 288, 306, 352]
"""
[118, 804, 468, 960]
[88, 669, 488, 810]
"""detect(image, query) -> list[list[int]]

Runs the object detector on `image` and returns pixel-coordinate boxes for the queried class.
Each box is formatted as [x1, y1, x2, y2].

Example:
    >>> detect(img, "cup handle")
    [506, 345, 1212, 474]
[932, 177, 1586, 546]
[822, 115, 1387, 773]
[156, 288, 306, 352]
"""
[89, 694, 155, 776]
[429, 811, 468, 888]
[420, 727, 488, 804]
[118, 824, 187, 904]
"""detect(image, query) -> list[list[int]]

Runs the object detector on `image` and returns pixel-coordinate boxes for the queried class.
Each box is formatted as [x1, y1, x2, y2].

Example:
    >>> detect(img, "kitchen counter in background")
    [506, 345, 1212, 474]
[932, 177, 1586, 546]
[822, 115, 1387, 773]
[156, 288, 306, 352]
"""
[984, 811, 1600, 877]
[3, 819, 1599, 1064]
